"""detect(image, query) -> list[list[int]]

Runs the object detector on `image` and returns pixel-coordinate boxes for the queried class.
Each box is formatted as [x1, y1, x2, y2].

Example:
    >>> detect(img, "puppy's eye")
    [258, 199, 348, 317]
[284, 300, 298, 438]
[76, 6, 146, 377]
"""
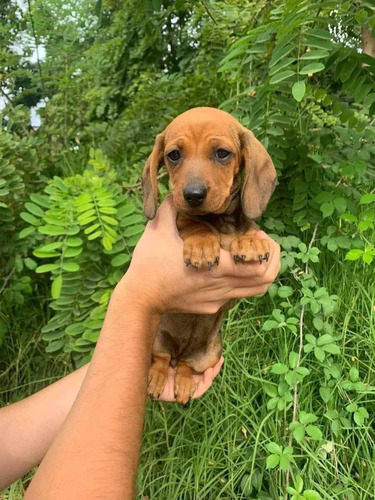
[216, 149, 231, 160]
[167, 150, 181, 162]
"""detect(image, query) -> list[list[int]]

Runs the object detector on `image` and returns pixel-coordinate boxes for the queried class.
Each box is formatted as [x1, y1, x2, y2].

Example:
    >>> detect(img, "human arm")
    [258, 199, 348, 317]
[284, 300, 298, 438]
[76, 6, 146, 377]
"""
[25, 197, 280, 499]
[0, 358, 222, 492]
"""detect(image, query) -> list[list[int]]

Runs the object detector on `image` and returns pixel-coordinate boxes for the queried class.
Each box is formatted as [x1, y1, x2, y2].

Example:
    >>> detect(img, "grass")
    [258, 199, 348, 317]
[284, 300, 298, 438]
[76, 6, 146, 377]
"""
[0, 258, 374, 499]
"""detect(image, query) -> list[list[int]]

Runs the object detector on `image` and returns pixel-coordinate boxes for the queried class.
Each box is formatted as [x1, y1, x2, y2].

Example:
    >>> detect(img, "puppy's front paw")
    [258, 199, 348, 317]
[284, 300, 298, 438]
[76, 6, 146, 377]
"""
[183, 234, 220, 271]
[230, 235, 270, 264]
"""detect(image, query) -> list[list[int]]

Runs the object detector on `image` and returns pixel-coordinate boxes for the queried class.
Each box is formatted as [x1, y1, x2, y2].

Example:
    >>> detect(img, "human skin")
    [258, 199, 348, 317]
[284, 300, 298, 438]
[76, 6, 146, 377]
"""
[23, 196, 280, 499]
[0, 356, 224, 490]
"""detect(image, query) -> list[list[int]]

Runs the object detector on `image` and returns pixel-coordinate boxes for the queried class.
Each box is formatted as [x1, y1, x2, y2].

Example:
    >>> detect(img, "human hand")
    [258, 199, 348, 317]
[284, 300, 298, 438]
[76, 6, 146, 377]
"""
[156, 357, 224, 402]
[119, 196, 280, 315]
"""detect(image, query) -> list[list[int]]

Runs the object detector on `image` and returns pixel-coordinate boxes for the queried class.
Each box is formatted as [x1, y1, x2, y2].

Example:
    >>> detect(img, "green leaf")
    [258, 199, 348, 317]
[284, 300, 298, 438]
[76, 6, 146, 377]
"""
[269, 57, 296, 76]
[51, 275, 63, 299]
[36, 264, 60, 273]
[349, 366, 359, 382]
[20, 212, 39, 225]
[292, 81, 306, 102]
[37, 242, 63, 253]
[25, 202, 44, 217]
[24, 258, 37, 270]
[322, 343, 340, 354]
[313, 317, 324, 331]
[333, 197, 347, 212]
[120, 214, 144, 227]
[45, 339, 65, 352]
[304, 491, 323, 500]
[300, 412, 317, 425]
[314, 346, 325, 362]
[300, 49, 329, 60]
[306, 425, 322, 440]
[64, 247, 83, 258]
[263, 384, 278, 397]
[111, 253, 131, 267]
[269, 70, 295, 84]
[271, 363, 288, 374]
[101, 215, 118, 226]
[30, 194, 51, 208]
[84, 223, 100, 235]
[293, 424, 305, 442]
[66, 237, 83, 247]
[299, 63, 325, 75]
[19, 227, 36, 239]
[102, 235, 113, 251]
[266, 454, 279, 469]
[345, 249, 363, 261]
[359, 194, 375, 205]
[295, 475, 303, 493]
[263, 319, 279, 331]
[319, 386, 332, 403]
[269, 43, 295, 68]
[87, 230, 102, 240]
[266, 442, 282, 454]
[320, 201, 334, 218]
[285, 371, 298, 386]
[38, 225, 66, 236]
[289, 351, 299, 369]
[317, 334, 334, 346]
[278, 286, 293, 298]
[117, 204, 135, 218]
[354, 412, 364, 426]
[124, 224, 144, 237]
[76, 202, 94, 213]
[279, 453, 291, 471]
[62, 262, 80, 272]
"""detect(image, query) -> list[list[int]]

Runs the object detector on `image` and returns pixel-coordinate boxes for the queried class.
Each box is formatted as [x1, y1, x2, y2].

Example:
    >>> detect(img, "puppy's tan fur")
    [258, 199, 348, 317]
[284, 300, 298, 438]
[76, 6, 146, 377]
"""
[142, 107, 277, 404]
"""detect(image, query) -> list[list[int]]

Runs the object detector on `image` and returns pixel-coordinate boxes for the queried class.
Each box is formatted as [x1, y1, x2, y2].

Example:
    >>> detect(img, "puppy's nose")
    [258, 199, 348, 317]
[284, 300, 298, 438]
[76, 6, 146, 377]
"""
[183, 183, 207, 207]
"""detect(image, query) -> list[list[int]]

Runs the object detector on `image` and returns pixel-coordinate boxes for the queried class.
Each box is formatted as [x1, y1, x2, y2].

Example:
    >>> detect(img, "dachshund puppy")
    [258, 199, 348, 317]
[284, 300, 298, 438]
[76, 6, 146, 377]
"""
[142, 107, 277, 404]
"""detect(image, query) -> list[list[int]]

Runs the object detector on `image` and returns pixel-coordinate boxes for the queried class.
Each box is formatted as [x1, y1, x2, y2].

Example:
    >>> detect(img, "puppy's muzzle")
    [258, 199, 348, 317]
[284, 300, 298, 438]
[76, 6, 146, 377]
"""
[183, 183, 207, 207]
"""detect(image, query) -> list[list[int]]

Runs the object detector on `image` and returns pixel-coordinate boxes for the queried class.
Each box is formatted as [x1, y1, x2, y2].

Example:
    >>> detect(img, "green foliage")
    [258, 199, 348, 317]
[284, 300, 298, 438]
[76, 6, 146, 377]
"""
[1, 0, 375, 498]
[18, 149, 144, 362]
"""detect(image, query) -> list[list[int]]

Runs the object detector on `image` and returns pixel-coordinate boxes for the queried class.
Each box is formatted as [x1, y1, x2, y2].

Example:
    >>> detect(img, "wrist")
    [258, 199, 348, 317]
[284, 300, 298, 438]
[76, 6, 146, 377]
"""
[111, 274, 163, 319]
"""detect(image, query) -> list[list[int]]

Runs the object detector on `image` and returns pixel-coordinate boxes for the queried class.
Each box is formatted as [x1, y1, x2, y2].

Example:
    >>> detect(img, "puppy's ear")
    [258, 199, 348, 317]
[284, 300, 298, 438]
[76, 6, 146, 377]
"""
[240, 128, 277, 219]
[142, 133, 165, 220]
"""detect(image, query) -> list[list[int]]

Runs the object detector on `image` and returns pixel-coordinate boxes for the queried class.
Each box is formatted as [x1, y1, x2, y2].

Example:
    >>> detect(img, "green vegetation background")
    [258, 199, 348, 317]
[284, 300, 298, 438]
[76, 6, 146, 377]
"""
[0, 1, 375, 498]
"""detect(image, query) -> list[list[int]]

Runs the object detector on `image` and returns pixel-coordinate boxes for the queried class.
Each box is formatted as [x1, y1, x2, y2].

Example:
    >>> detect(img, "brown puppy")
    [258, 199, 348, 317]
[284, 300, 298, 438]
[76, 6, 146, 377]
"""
[142, 107, 277, 404]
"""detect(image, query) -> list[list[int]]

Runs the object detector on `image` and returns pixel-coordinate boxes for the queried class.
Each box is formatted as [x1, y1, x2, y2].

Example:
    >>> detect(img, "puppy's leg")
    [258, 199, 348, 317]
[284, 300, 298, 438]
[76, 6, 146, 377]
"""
[177, 217, 220, 270]
[174, 362, 196, 405]
[230, 226, 270, 265]
[148, 354, 170, 400]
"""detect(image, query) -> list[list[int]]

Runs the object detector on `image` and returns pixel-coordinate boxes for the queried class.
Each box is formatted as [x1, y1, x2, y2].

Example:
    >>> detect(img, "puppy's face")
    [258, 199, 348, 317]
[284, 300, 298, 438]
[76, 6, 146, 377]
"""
[142, 107, 277, 221]
[163, 109, 241, 215]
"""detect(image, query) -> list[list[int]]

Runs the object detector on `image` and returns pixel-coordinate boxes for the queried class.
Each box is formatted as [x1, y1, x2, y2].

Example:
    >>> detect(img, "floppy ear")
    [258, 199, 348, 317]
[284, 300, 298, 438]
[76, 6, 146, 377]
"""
[240, 128, 277, 219]
[142, 133, 165, 220]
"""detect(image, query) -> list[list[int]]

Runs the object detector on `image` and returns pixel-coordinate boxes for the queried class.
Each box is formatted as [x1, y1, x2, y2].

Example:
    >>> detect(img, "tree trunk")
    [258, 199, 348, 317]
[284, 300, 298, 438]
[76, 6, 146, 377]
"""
[361, 26, 375, 58]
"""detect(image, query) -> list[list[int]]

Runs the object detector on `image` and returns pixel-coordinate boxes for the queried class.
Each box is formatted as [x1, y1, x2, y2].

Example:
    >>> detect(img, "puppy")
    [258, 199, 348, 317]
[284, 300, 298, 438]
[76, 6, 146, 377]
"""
[142, 107, 277, 404]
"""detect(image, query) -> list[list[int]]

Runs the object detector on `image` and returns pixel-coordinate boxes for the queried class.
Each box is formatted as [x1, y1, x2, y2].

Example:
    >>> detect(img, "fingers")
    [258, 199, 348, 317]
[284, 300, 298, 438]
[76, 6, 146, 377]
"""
[192, 356, 224, 399]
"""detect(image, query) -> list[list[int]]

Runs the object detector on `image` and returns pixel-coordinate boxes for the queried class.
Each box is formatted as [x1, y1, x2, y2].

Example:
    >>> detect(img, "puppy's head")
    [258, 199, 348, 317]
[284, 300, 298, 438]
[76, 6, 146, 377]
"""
[142, 107, 277, 220]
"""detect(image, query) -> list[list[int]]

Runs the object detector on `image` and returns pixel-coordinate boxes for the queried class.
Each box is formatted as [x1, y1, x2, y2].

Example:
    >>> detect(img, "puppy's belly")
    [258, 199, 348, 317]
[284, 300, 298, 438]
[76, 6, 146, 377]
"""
[153, 310, 225, 373]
